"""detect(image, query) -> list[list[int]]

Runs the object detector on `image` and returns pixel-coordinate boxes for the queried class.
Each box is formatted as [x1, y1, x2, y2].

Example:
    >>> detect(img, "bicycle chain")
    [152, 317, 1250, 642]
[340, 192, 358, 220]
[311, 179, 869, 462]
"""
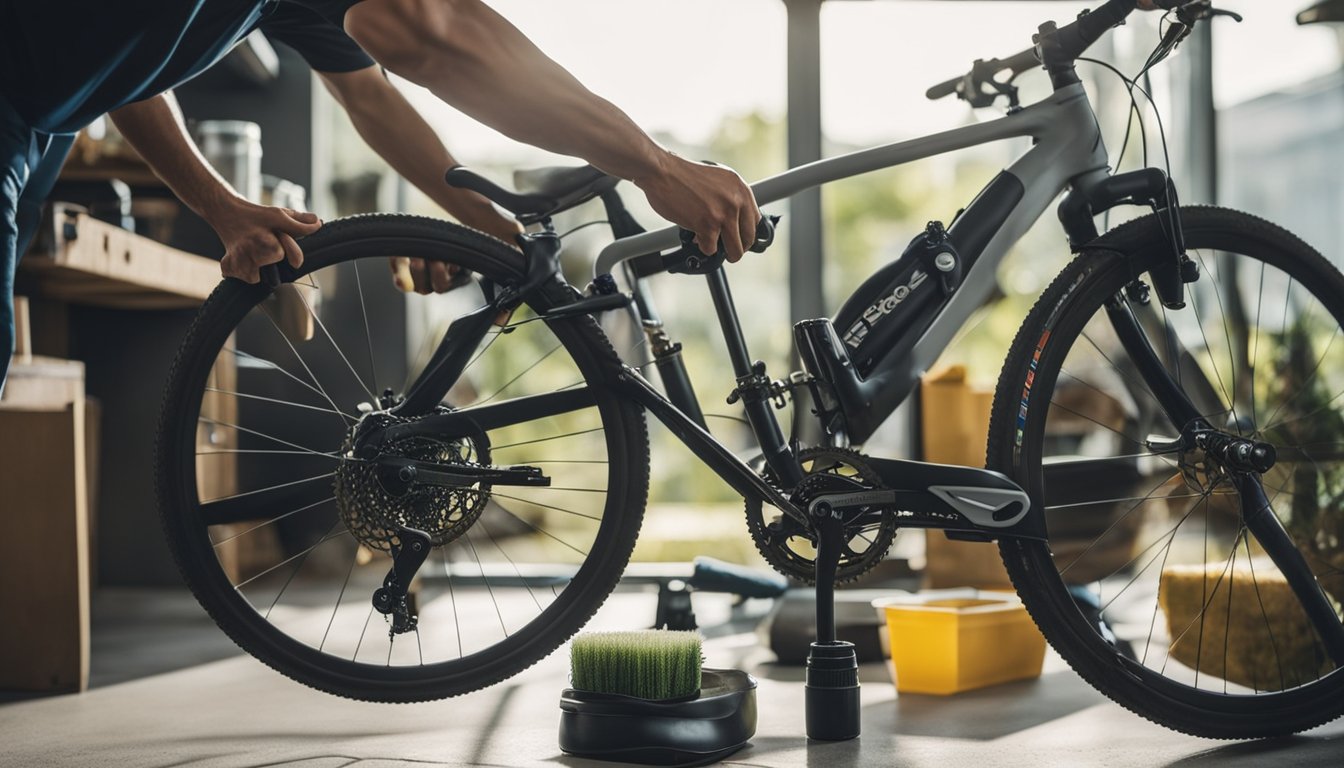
[334, 412, 491, 552]
[745, 446, 896, 584]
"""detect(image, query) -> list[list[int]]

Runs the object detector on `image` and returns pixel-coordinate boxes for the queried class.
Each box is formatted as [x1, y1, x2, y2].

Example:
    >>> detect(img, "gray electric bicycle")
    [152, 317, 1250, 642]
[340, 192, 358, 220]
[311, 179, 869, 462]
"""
[157, 0, 1344, 738]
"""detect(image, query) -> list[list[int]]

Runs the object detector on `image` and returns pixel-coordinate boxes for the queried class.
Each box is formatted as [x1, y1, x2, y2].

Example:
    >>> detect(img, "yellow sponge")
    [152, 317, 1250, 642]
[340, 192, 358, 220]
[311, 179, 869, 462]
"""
[1159, 560, 1333, 691]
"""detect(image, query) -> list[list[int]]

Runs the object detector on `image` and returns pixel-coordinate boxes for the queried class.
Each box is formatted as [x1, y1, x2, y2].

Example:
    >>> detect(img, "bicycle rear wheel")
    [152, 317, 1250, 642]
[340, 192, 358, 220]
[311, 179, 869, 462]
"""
[989, 207, 1344, 737]
[157, 215, 648, 701]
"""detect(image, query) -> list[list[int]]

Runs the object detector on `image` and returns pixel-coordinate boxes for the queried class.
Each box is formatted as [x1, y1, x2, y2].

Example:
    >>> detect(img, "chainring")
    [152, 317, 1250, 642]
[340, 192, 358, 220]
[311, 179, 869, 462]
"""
[334, 412, 491, 552]
[745, 446, 896, 584]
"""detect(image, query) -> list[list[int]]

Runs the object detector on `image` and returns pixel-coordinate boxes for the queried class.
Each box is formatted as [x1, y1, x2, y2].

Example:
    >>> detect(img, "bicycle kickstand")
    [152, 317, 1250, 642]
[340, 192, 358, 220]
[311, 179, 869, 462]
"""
[805, 503, 861, 741]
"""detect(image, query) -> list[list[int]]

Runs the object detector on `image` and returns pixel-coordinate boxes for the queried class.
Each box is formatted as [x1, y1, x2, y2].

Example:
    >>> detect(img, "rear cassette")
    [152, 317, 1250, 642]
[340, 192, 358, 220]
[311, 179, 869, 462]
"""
[335, 416, 491, 552]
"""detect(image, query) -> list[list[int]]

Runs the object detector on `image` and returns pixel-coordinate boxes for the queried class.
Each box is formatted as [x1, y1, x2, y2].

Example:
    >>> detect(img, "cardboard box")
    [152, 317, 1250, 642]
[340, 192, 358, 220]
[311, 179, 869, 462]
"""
[920, 364, 1011, 589]
[0, 401, 90, 692]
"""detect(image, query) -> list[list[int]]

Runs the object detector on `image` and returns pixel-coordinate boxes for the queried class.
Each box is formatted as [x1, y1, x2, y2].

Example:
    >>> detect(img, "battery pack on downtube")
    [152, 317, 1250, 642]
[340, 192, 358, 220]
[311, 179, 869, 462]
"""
[832, 221, 962, 376]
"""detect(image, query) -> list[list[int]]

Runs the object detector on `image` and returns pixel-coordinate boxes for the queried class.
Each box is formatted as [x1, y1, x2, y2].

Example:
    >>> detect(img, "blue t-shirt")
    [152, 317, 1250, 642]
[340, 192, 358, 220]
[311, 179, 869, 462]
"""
[260, 1, 374, 74]
[0, 0, 366, 134]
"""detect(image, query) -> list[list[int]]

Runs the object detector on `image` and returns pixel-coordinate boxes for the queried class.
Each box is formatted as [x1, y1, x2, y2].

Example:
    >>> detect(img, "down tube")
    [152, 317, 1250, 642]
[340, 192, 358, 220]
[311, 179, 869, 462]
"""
[854, 152, 1110, 431]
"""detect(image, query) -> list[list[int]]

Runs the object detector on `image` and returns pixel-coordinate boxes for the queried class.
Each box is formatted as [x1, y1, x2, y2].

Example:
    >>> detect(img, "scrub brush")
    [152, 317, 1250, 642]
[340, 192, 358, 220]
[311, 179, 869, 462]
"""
[570, 630, 703, 701]
[559, 630, 757, 766]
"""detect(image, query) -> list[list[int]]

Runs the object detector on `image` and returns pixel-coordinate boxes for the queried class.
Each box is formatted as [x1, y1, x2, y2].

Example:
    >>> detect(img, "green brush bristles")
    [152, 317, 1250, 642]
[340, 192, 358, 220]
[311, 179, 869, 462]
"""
[570, 630, 703, 701]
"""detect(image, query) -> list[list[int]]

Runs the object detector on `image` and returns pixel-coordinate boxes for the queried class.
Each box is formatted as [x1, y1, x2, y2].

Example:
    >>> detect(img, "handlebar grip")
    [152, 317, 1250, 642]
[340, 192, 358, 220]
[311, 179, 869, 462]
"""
[750, 214, 781, 253]
[926, 76, 961, 101]
[677, 215, 780, 257]
[667, 215, 781, 274]
[260, 264, 282, 289]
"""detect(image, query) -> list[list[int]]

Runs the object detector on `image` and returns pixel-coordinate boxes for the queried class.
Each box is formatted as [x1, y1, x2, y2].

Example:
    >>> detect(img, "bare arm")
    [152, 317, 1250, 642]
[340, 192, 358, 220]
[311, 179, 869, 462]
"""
[345, 0, 760, 261]
[108, 93, 321, 283]
[319, 66, 520, 243]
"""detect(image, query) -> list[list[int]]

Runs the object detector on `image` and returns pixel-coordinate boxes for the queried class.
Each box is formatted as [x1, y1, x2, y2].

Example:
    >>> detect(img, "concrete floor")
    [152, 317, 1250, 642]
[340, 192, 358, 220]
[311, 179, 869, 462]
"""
[2, 589, 1343, 768]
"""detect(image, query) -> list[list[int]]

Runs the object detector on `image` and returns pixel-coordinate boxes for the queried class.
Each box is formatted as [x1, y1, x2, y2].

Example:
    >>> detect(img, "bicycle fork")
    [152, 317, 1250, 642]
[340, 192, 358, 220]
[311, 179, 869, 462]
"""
[1105, 283, 1344, 666]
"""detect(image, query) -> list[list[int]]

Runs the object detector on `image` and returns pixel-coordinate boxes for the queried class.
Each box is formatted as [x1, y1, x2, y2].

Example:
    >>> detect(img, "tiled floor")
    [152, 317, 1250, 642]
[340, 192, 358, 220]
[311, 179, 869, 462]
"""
[2, 588, 1342, 768]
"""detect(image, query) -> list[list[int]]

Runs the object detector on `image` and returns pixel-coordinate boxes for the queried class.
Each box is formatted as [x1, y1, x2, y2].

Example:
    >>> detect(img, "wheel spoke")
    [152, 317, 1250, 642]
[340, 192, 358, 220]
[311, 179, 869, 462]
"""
[261, 310, 351, 422]
[200, 473, 336, 526]
[464, 531, 509, 638]
[211, 495, 336, 546]
[292, 282, 380, 404]
[489, 492, 603, 521]
[205, 387, 350, 417]
[351, 258, 380, 396]
[229, 348, 357, 423]
[490, 500, 589, 557]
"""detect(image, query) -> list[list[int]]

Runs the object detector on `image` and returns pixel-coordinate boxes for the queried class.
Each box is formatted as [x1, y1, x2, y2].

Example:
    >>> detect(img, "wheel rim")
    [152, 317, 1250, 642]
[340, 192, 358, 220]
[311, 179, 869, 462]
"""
[1013, 227, 1344, 707]
[165, 238, 640, 692]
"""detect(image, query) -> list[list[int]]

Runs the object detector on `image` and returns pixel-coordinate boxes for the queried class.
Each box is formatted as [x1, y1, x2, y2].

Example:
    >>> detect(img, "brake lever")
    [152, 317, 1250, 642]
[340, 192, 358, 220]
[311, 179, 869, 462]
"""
[1152, 0, 1241, 62]
[1178, 1, 1243, 24]
[1203, 7, 1242, 22]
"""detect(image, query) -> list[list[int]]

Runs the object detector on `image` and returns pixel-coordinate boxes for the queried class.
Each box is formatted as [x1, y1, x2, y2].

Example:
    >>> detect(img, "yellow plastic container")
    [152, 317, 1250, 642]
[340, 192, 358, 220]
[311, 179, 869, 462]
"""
[873, 590, 1046, 695]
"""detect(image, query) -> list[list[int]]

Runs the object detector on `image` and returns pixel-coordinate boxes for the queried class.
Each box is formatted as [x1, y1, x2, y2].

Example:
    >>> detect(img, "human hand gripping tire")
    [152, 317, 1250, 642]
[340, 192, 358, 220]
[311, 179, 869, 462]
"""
[390, 208, 522, 295]
[211, 198, 323, 283]
[633, 153, 761, 262]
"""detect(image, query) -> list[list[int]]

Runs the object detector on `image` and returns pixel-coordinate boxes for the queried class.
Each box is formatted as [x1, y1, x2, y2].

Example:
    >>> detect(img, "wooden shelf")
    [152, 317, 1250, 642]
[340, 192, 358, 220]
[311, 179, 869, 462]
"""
[20, 203, 219, 309]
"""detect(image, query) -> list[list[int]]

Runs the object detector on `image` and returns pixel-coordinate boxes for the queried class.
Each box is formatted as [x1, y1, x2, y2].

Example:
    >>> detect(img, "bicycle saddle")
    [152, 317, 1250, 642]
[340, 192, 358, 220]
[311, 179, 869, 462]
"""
[445, 164, 618, 224]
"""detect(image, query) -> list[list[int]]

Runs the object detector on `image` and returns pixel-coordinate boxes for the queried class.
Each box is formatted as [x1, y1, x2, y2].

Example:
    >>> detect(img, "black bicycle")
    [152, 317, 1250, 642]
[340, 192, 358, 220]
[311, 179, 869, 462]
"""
[158, 0, 1344, 738]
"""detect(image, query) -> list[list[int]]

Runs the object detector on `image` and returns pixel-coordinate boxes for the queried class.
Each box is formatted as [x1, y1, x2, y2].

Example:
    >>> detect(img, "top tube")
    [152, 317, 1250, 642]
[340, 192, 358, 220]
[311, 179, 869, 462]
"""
[593, 81, 1104, 279]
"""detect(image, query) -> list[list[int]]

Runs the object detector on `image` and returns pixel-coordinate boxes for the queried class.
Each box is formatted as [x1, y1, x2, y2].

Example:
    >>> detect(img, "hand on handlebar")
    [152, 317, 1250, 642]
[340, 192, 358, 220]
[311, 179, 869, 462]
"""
[632, 153, 761, 263]
[665, 215, 780, 275]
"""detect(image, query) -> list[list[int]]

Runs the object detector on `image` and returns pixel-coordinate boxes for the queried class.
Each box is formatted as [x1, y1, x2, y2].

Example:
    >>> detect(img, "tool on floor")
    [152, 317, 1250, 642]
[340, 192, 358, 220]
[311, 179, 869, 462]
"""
[643, 556, 789, 630]
[558, 630, 757, 766]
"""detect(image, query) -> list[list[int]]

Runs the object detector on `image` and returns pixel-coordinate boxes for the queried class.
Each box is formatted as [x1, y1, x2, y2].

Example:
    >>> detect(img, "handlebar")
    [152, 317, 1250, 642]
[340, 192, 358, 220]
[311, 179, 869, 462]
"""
[927, 1, 1228, 107]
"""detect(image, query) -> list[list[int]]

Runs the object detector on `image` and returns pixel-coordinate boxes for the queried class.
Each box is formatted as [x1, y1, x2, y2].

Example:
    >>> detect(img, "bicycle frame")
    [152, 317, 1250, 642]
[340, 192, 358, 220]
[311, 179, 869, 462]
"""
[382, 80, 1163, 541]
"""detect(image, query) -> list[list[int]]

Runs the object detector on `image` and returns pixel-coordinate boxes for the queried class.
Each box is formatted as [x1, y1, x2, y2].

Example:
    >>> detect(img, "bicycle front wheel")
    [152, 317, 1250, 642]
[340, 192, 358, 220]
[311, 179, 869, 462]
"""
[989, 207, 1344, 737]
[157, 215, 649, 702]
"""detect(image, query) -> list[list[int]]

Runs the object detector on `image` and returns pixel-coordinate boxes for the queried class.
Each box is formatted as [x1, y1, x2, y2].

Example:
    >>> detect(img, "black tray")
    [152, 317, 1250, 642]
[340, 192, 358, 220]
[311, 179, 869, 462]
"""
[558, 668, 757, 767]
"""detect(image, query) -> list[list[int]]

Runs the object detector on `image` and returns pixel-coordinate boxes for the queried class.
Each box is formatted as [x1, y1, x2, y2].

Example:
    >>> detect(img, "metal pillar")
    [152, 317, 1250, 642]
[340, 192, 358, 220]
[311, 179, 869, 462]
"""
[1185, 21, 1217, 204]
[785, 0, 826, 324]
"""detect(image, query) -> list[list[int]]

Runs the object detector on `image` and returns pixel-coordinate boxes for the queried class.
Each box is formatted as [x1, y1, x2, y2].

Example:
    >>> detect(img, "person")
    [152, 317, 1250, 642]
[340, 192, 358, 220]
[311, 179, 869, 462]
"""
[257, 1, 523, 293]
[0, 0, 759, 394]
[2, 0, 1168, 393]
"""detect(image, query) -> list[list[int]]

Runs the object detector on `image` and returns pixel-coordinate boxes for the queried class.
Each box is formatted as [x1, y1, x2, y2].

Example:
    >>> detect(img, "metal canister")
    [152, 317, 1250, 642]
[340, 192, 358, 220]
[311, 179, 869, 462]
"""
[195, 120, 263, 202]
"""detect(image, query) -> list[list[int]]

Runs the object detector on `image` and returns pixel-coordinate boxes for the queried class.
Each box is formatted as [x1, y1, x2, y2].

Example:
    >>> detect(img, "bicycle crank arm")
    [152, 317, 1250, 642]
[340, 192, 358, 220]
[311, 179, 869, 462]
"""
[373, 526, 434, 635]
[812, 456, 1044, 541]
[375, 456, 549, 495]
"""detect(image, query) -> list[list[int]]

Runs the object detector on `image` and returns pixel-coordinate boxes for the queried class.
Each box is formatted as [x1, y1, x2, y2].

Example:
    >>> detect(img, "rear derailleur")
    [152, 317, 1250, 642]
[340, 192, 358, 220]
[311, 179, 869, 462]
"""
[372, 526, 433, 636]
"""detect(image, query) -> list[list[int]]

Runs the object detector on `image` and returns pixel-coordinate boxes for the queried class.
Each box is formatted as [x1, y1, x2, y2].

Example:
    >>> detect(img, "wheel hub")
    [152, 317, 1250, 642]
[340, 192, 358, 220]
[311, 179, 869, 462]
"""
[1194, 430, 1276, 474]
